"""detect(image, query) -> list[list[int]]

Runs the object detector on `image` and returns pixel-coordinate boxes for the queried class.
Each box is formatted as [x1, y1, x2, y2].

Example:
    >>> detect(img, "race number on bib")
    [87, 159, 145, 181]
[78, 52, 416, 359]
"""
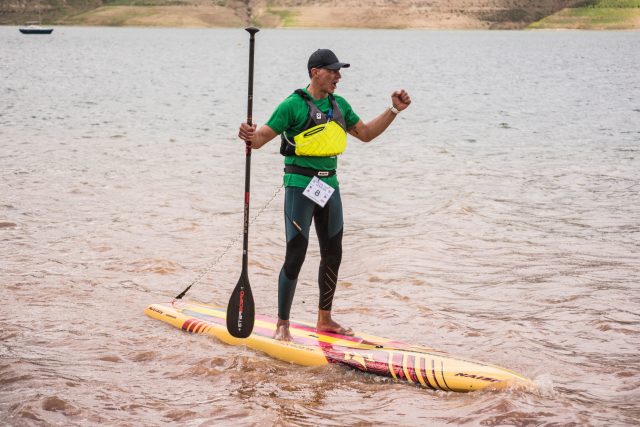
[302, 176, 335, 207]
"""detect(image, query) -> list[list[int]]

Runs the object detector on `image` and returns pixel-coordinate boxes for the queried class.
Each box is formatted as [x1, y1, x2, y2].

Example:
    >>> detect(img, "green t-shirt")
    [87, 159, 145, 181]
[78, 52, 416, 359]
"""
[265, 88, 360, 189]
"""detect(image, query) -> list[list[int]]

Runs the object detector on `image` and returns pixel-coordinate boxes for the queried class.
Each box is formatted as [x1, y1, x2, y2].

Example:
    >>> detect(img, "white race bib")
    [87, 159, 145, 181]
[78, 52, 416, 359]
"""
[302, 176, 335, 207]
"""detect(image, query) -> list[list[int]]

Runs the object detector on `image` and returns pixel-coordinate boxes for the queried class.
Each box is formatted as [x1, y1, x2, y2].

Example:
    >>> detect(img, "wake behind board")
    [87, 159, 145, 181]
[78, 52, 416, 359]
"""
[145, 301, 533, 392]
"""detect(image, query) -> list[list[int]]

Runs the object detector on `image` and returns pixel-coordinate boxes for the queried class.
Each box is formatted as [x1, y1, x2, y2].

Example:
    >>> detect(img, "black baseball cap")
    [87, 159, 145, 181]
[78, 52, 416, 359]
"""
[307, 49, 350, 72]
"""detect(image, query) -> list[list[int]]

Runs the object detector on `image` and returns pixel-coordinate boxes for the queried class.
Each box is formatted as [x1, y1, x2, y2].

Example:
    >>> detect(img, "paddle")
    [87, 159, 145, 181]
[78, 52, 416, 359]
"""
[226, 27, 259, 338]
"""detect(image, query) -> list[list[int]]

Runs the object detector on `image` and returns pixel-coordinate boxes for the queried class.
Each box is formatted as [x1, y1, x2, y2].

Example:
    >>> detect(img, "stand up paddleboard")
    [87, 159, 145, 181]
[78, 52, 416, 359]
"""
[145, 301, 533, 392]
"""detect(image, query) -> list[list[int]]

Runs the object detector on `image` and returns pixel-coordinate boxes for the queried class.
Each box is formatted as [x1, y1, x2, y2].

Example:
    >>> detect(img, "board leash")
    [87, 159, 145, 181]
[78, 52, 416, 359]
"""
[174, 184, 282, 300]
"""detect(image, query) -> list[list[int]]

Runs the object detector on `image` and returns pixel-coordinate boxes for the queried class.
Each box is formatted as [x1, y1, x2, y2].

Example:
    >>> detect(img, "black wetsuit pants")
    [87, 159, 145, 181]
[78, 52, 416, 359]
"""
[278, 186, 343, 321]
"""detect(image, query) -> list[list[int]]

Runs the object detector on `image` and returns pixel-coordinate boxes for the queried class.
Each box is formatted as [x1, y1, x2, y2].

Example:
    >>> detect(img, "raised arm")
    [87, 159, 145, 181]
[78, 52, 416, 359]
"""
[348, 89, 411, 143]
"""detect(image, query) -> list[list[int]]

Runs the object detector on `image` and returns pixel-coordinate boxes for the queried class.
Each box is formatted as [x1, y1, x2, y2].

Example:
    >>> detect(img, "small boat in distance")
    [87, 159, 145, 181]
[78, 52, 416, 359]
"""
[19, 22, 53, 35]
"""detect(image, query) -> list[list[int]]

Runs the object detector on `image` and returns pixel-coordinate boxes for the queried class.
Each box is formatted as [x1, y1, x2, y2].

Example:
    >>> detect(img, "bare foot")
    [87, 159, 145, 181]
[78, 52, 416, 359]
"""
[317, 309, 354, 336]
[274, 318, 293, 342]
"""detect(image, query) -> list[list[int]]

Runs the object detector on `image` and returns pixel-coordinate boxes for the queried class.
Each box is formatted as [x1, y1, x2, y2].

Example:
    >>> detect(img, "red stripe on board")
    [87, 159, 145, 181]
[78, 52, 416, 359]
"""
[188, 320, 202, 333]
[431, 359, 445, 391]
[420, 357, 436, 390]
[186, 320, 195, 332]
[181, 318, 197, 332]
[391, 352, 405, 380]
[440, 361, 452, 391]
[405, 354, 419, 383]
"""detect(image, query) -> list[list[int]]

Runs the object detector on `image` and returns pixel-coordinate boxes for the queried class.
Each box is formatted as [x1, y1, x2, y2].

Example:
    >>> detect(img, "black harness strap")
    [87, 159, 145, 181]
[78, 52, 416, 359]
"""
[284, 165, 336, 178]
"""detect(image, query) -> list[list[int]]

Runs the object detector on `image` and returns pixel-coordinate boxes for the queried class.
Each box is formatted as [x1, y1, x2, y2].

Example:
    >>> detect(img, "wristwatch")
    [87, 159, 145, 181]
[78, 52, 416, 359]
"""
[390, 106, 400, 114]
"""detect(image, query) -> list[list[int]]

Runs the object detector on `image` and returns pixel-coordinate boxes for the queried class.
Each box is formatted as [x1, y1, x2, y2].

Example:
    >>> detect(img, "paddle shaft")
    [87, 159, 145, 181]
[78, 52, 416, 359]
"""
[242, 27, 258, 272]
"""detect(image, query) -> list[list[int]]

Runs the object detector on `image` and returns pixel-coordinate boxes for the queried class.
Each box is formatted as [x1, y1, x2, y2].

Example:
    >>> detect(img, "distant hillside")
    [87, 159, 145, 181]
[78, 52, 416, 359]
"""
[255, 0, 589, 29]
[1, 0, 101, 24]
[1, 0, 636, 29]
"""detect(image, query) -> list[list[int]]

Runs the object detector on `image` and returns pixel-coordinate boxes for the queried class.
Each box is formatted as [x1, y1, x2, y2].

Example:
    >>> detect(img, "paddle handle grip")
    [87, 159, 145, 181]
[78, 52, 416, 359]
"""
[246, 27, 259, 127]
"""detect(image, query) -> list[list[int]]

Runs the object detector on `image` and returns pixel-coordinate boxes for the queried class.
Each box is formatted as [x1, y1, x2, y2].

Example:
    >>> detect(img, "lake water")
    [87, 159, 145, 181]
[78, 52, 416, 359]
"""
[1, 26, 639, 426]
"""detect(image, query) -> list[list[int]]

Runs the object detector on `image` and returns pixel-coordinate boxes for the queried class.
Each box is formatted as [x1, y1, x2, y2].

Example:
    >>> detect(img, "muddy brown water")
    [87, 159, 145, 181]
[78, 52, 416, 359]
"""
[1, 27, 639, 425]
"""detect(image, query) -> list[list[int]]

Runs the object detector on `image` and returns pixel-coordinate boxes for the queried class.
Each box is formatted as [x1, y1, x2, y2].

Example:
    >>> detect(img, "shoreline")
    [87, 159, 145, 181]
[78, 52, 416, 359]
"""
[3, 3, 639, 30]
[5, 23, 639, 31]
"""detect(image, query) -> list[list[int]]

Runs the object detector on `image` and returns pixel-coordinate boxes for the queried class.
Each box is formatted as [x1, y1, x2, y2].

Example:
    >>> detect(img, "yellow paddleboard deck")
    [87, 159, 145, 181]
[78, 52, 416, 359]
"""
[145, 301, 533, 392]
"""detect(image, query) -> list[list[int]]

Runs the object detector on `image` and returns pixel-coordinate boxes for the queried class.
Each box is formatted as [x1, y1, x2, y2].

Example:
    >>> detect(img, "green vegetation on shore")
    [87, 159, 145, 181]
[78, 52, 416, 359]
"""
[105, 0, 192, 5]
[529, 0, 640, 29]
[584, 0, 640, 6]
[266, 8, 297, 27]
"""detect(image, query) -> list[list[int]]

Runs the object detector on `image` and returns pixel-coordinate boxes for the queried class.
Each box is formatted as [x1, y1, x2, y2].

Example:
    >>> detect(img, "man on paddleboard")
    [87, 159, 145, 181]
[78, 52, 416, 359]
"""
[238, 49, 411, 341]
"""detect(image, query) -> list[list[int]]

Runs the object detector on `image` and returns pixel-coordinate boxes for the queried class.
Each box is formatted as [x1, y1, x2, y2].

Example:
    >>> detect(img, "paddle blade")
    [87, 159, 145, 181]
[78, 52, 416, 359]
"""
[226, 273, 255, 338]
